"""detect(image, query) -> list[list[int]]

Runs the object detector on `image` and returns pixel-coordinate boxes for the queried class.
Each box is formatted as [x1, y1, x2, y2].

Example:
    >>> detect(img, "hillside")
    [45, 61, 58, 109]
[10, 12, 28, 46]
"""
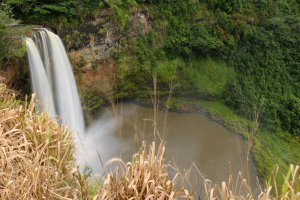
[0, 0, 299, 186]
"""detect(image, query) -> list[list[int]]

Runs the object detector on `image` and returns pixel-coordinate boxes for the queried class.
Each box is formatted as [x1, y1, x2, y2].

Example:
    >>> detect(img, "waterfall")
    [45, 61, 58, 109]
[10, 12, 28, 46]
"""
[25, 29, 85, 135]
[25, 38, 56, 118]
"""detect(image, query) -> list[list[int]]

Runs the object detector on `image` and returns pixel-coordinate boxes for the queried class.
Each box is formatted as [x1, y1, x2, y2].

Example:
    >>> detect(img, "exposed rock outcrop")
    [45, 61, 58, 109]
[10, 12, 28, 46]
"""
[61, 7, 153, 117]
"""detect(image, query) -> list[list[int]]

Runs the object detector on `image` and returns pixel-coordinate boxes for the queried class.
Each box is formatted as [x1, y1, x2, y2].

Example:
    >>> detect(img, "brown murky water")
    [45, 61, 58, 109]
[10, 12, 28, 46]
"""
[77, 103, 258, 192]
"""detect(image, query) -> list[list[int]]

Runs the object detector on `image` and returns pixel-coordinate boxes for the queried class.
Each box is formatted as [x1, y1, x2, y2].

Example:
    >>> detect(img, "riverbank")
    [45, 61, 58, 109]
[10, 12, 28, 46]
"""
[133, 97, 250, 136]
[132, 96, 300, 184]
[1, 75, 299, 199]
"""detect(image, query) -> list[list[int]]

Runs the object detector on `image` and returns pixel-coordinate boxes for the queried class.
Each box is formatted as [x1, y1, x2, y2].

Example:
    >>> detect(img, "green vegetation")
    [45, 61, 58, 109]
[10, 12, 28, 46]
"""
[200, 100, 250, 131]
[0, 3, 27, 61]
[187, 59, 235, 98]
[112, 0, 300, 182]
[105, 0, 299, 137]
[105, 0, 137, 30]
[154, 59, 235, 98]
[2, 0, 299, 188]
[198, 99, 300, 183]
[4, 0, 102, 28]
[254, 130, 300, 183]
[116, 58, 235, 100]
[133, 0, 299, 137]
[169, 98, 300, 185]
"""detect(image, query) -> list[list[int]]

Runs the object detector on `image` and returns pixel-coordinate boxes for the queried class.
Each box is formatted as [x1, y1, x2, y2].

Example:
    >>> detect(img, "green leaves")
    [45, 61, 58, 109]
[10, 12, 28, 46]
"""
[224, 10, 300, 135]
[3, 0, 100, 27]
[0, 3, 24, 60]
[206, 0, 240, 13]
[32, 7, 51, 15]
[0, 3, 16, 27]
[5, 0, 25, 5]
[2, 0, 298, 137]
[33, 4, 68, 15]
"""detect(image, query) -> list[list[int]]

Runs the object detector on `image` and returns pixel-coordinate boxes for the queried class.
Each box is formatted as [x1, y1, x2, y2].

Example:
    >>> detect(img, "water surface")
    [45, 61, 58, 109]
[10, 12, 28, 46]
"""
[77, 103, 258, 191]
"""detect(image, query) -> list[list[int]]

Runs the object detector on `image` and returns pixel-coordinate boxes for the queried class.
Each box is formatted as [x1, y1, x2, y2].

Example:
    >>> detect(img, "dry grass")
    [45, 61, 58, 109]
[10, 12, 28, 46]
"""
[198, 164, 300, 200]
[92, 141, 300, 200]
[0, 76, 299, 200]
[95, 142, 193, 200]
[0, 81, 87, 199]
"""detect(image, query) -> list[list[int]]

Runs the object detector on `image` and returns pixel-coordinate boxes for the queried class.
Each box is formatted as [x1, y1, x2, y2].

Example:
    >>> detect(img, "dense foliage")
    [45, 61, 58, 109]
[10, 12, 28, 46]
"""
[0, 3, 23, 60]
[107, 3, 300, 183]
[221, 1, 300, 135]
[3, 0, 299, 182]
[4, 0, 103, 28]
[4, 0, 299, 138]
[120, 0, 300, 136]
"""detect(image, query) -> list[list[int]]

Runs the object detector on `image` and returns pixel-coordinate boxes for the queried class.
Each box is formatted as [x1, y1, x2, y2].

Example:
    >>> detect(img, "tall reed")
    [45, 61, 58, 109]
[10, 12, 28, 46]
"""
[1, 75, 299, 199]
[94, 142, 193, 199]
[0, 80, 87, 199]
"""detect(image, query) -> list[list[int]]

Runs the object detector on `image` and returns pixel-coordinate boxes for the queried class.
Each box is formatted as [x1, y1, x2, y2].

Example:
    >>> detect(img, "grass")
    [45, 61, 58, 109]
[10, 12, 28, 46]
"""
[92, 139, 300, 199]
[198, 100, 300, 187]
[162, 98, 250, 136]
[253, 130, 300, 183]
[154, 58, 235, 98]
[160, 97, 300, 193]
[0, 76, 193, 199]
[193, 163, 300, 199]
[199, 100, 251, 136]
[0, 82, 88, 199]
[95, 142, 193, 199]
[1, 76, 299, 199]
[187, 59, 235, 98]
[87, 50, 299, 196]
[115, 57, 235, 100]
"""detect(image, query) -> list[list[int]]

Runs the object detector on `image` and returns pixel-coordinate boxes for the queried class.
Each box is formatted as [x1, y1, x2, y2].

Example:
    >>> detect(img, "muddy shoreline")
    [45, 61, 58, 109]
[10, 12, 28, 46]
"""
[131, 97, 249, 139]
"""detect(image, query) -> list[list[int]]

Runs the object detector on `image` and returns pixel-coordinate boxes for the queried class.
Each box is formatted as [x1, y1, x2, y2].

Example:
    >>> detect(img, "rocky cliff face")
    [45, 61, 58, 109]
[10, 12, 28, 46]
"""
[64, 7, 151, 64]
[61, 7, 152, 118]
[0, 59, 30, 98]
[0, 7, 152, 120]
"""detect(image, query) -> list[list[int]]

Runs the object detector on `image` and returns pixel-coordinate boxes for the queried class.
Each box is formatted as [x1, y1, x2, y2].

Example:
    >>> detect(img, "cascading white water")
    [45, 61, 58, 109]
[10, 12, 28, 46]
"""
[25, 29, 85, 135]
[25, 38, 56, 118]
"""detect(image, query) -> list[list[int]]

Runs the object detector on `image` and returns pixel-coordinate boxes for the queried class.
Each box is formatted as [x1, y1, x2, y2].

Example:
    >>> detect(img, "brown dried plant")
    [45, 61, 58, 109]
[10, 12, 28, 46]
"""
[198, 163, 300, 200]
[95, 142, 193, 200]
[0, 81, 86, 199]
[1, 76, 299, 200]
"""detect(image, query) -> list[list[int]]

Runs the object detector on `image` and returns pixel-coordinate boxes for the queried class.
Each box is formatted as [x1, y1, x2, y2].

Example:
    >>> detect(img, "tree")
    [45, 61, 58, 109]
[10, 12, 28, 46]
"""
[0, 3, 19, 60]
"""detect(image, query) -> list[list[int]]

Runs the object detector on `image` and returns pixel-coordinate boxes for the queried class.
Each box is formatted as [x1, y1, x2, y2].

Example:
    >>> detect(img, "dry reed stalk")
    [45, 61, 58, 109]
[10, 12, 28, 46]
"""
[196, 164, 300, 200]
[0, 81, 86, 199]
[1, 76, 299, 200]
[95, 142, 193, 200]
